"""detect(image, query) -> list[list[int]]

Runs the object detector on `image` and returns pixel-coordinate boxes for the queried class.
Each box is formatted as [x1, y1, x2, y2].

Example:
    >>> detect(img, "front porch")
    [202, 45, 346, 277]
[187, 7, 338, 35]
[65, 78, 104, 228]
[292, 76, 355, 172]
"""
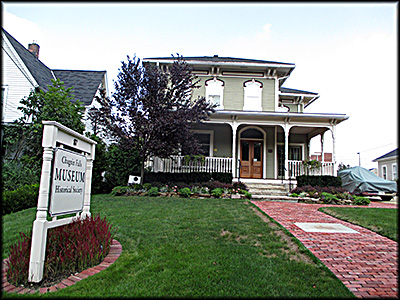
[148, 110, 348, 182]
[149, 156, 335, 179]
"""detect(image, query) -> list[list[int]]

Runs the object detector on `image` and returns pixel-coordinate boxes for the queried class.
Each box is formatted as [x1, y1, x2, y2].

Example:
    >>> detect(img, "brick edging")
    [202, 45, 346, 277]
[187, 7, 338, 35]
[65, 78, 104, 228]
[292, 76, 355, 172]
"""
[2, 239, 122, 294]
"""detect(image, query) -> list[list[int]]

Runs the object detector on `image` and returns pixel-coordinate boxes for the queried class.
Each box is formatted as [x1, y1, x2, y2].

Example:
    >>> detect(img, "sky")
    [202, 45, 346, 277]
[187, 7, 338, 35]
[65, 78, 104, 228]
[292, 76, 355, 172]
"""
[2, 2, 398, 170]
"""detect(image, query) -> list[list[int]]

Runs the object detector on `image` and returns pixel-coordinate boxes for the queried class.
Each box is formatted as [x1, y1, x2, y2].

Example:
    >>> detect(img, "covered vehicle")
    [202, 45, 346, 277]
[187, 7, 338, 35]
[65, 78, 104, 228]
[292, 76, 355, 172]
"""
[338, 166, 397, 201]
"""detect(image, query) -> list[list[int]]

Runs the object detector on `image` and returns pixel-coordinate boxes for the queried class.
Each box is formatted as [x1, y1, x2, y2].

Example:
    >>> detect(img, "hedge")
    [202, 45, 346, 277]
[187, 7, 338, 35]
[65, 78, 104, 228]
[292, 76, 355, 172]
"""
[3, 183, 39, 215]
[296, 175, 342, 188]
[144, 172, 233, 184]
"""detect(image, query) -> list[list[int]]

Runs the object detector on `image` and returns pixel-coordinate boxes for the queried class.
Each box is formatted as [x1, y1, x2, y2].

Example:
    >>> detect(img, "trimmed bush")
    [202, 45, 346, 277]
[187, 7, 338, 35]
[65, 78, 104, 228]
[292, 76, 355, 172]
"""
[211, 188, 224, 198]
[2, 183, 39, 215]
[178, 187, 192, 198]
[296, 175, 342, 188]
[353, 196, 371, 206]
[6, 214, 116, 287]
[144, 172, 233, 184]
[111, 186, 129, 196]
[146, 187, 159, 197]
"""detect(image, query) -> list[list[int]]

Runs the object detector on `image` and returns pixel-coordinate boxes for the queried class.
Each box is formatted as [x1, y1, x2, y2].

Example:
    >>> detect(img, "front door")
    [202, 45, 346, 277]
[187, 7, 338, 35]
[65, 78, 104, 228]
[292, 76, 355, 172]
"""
[240, 140, 262, 178]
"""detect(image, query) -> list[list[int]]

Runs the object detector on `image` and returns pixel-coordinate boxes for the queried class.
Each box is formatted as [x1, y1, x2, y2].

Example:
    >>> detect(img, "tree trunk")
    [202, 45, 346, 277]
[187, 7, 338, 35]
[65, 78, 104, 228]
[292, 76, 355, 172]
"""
[140, 160, 145, 185]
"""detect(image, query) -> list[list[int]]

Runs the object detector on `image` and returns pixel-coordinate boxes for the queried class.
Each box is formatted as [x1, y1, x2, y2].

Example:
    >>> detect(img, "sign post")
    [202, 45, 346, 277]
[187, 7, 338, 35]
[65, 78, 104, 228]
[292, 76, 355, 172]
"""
[28, 121, 96, 283]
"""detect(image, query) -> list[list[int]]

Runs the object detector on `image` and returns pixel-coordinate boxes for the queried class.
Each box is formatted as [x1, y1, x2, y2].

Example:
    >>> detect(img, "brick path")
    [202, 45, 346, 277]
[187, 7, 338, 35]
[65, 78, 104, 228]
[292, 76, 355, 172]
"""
[2, 239, 122, 295]
[252, 200, 398, 298]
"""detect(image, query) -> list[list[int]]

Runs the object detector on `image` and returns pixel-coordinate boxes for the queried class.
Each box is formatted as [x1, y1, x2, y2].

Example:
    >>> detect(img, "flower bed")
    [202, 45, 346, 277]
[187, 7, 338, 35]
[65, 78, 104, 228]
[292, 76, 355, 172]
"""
[290, 185, 370, 205]
[112, 181, 252, 200]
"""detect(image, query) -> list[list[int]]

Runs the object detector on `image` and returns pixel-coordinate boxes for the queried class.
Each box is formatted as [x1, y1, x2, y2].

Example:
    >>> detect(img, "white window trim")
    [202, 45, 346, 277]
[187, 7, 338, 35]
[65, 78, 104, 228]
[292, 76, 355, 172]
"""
[392, 163, 397, 180]
[382, 165, 387, 180]
[277, 142, 305, 161]
[2, 85, 9, 122]
[205, 77, 224, 110]
[192, 129, 214, 157]
[243, 79, 262, 111]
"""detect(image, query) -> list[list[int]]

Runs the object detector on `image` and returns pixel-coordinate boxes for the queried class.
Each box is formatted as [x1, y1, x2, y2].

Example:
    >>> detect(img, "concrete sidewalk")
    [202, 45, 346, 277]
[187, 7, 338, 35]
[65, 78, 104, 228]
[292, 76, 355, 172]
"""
[252, 201, 398, 298]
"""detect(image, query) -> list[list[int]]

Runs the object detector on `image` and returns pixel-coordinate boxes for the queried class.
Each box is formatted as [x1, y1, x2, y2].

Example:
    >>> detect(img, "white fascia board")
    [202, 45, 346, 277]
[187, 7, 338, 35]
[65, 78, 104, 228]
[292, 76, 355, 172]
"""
[279, 92, 319, 98]
[143, 58, 295, 69]
[212, 110, 349, 123]
[2, 32, 38, 87]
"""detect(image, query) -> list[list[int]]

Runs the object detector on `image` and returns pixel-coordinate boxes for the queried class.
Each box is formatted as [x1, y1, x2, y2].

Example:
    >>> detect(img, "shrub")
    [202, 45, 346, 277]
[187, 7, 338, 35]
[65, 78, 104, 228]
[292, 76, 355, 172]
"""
[142, 183, 152, 190]
[110, 186, 129, 196]
[296, 175, 342, 188]
[244, 191, 252, 199]
[353, 196, 370, 206]
[320, 192, 339, 204]
[6, 214, 116, 287]
[203, 181, 233, 191]
[144, 172, 232, 184]
[178, 187, 192, 198]
[211, 188, 224, 198]
[290, 193, 299, 197]
[2, 183, 39, 215]
[233, 181, 248, 191]
[146, 187, 159, 197]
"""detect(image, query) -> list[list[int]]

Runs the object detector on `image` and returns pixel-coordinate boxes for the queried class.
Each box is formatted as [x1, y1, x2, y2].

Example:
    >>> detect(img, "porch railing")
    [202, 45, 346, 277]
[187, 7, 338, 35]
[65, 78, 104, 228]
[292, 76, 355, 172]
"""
[288, 160, 335, 178]
[150, 156, 233, 173]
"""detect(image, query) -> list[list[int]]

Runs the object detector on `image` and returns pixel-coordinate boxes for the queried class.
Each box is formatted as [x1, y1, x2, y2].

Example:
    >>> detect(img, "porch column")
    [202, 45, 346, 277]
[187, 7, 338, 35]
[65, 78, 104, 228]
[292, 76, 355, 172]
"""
[320, 133, 324, 163]
[284, 128, 289, 180]
[331, 124, 337, 176]
[231, 117, 238, 179]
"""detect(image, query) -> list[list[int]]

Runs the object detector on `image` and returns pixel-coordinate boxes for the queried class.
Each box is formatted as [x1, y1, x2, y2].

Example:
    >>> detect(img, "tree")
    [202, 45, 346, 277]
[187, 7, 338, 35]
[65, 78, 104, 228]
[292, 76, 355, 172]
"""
[90, 55, 215, 184]
[2, 79, 85, 190]
[337, 162, 351, 172]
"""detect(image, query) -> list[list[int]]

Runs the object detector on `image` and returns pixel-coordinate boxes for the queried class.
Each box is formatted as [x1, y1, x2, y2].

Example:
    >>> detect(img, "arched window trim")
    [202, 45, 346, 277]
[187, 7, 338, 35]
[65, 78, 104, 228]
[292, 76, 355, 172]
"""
[205, 77, 224, 109]
[243, 79, 263, 111]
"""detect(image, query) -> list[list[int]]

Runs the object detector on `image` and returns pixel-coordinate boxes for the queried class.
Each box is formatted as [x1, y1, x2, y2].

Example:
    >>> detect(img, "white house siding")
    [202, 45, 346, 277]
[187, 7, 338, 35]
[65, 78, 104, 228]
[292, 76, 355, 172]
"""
[377, 158, 398, 181]
[1, 45, 36, 123]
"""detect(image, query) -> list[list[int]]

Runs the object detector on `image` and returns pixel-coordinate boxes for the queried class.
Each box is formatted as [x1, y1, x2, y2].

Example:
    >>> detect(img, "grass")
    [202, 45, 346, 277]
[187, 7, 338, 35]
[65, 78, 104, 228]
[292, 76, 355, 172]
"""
[2, 195, 354, 298]
[319, 206, 398, 241]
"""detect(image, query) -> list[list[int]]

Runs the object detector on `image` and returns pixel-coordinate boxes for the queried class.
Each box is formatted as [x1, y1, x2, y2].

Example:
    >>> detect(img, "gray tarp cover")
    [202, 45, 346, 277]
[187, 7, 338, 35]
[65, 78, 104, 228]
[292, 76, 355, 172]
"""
[338, 166, 397, 194]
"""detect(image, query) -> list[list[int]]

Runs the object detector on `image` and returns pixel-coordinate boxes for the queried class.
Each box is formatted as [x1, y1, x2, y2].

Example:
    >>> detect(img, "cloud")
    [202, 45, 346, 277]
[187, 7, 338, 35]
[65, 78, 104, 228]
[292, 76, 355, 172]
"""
[3, 12, 44, 47]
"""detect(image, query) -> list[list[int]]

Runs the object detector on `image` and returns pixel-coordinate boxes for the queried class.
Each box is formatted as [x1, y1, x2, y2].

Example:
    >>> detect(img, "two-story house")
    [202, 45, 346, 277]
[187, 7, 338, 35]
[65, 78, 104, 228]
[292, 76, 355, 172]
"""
[143, 56, 349, 185]
[1, 28, 108, 133]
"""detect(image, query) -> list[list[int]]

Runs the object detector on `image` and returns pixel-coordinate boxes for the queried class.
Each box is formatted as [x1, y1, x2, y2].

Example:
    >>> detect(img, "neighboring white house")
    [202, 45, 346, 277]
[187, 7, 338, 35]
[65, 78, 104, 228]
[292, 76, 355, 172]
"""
[1, 28, 108, 133]
[373, 149, 398, 181]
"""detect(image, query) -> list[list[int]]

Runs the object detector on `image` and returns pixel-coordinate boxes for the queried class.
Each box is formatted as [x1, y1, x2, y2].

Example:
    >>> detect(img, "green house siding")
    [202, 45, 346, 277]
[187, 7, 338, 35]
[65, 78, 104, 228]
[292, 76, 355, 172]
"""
[261, 79, 275, 111]
[192, 76, 276, 112]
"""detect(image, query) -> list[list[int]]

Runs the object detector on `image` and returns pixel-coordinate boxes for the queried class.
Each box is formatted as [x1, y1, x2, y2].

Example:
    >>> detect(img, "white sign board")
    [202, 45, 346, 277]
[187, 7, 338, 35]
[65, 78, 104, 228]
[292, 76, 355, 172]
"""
[50, 148, 87, 216]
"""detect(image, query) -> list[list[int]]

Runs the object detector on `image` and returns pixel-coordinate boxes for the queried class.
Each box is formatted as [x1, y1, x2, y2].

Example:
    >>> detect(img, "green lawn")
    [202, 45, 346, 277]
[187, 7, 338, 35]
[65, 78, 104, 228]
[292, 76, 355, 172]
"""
[2, 195, 354, 298]
[319, 206, 398, 241]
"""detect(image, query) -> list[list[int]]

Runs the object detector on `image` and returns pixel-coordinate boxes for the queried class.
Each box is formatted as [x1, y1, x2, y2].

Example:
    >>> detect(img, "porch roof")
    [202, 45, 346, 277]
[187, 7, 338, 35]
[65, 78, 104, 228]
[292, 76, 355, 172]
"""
[210, 110, 349, 124]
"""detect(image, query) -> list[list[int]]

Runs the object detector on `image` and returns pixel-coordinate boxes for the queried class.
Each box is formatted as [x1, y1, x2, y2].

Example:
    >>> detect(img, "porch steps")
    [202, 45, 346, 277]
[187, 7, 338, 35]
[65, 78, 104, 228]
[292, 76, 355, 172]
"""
[246, 183, 297, 201]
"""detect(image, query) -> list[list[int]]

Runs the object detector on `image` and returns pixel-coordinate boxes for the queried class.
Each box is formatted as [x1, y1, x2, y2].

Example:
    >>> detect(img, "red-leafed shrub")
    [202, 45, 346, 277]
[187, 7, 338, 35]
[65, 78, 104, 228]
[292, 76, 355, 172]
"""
[6, 214, 116, 287]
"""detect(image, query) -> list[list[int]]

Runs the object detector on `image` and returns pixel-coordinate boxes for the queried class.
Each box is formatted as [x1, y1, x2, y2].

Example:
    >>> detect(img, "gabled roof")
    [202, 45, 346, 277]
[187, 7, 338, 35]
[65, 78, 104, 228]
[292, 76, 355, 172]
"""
[373, 149, 398, 162]
[53, 70, 106, 106]
[2, 28, 106, 106]
[2, 28, 55, 90]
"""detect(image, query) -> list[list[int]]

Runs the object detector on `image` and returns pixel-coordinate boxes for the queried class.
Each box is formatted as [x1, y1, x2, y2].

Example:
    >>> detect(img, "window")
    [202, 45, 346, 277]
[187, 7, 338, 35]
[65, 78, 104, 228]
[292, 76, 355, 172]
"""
[289, 146, 302, 161]
[243, 80, 262, 111]
[382, 165, 387, 180]
[205, 78, 224, 109]
[392, 164, 397, 180]
[181, 131, 213, 156]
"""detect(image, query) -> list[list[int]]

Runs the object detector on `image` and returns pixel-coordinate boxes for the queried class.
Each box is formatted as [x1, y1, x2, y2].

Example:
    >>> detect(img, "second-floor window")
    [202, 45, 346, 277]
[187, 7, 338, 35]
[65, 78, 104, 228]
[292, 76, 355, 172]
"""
[205, 78, 224, 109]
[243, 80, 262, 111]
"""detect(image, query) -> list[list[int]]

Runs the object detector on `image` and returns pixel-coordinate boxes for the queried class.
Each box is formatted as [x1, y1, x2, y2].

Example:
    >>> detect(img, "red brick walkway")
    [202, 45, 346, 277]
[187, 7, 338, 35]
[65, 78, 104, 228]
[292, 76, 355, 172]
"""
[252, 201, 398, 298]
[2, 239, 122, 295]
